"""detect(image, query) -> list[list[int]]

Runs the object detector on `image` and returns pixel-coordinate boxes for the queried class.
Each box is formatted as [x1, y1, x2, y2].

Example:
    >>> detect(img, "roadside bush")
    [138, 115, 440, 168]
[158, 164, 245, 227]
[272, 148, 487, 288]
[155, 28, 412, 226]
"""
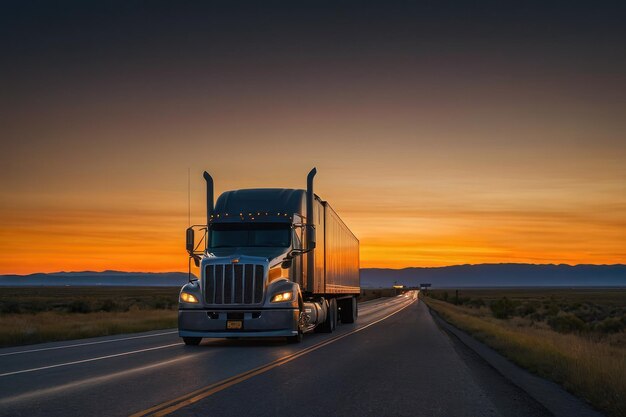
[455, 296, 470, 305]
[466, 298, 485, 308]
[548, 312, 586, 333]
[99, 299, 116, 312]
[68, 300, 92, 313]
[429, 291, 450, 302]
[515, 302, 537, 317]
[0, 301, 21, 314]
[543, 297, 561, 316]
[490, 297, 519, 319]
[595, 317, 625, 334]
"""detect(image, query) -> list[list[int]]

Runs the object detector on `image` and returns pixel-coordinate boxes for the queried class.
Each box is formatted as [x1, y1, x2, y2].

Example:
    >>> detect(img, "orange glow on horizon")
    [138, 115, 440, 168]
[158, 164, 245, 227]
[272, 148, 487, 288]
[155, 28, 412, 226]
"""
[1, 182, 624, 275]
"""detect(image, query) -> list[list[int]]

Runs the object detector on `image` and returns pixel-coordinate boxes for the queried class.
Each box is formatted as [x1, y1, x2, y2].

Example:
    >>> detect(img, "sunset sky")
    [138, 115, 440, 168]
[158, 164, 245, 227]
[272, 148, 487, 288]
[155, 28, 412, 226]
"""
[1, 1, 625, 274]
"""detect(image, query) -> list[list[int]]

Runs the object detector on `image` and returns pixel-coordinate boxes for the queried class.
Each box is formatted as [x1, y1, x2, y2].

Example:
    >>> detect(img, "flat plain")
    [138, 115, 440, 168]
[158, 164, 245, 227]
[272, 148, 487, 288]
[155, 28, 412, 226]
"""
[0, 287, 180, 347]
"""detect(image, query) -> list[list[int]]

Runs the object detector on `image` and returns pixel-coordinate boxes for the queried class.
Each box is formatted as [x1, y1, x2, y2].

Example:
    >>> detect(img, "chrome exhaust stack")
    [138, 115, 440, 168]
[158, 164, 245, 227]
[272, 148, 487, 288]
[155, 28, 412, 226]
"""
[203, 171, 214, 244]
[306, 168, 317, 292]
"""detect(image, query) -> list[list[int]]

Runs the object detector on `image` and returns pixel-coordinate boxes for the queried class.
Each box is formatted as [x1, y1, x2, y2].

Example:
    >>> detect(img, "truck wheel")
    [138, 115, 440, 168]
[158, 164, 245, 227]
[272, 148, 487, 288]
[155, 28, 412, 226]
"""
[330, 298, 338, 331]
[341, 296, 357, 323]
[316, 299, 334, 333]
[182, 337, 202, 346]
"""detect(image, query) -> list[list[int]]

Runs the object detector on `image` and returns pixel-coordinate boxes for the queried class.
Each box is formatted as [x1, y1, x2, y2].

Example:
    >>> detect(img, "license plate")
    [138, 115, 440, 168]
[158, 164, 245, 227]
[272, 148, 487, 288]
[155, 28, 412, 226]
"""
[227, 320, 242, 330]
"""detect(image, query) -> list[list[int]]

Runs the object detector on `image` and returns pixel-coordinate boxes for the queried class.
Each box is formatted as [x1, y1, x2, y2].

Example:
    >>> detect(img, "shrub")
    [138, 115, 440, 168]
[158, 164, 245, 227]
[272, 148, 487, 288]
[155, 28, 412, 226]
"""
[595, 317, 624, 334]
[516, 302, 537, 317]
[68, 300, 92, 313]
[455, 296, 470, 305]
[0, 301, 21, 314]
[545, 302, 561, 317]
[490, 297, 519, 319]
[466, 298, 485, 308]
[99, 299, 116, 312]
[548, 313, 586, 333]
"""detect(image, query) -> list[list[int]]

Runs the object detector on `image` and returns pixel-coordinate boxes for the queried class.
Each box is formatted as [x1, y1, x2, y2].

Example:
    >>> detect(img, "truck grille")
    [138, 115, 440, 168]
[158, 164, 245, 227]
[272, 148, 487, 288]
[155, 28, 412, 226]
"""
[204, 264, 265, 304]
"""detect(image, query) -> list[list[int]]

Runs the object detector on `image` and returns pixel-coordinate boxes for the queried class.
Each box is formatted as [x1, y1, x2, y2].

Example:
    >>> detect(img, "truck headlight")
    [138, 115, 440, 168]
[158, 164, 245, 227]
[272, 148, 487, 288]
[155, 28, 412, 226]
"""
[271, 291, 293, 303]
[180, 292, 199, 303]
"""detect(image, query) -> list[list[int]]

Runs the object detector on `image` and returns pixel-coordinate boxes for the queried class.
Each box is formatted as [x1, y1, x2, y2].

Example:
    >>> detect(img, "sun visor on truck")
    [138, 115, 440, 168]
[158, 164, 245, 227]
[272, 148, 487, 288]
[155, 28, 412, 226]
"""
[210, 188, 307, 223]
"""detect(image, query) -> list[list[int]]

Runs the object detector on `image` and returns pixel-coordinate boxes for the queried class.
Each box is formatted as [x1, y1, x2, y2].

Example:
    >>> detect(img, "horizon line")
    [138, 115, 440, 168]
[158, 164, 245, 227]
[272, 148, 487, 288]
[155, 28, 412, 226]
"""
[2, 262, 625, 277]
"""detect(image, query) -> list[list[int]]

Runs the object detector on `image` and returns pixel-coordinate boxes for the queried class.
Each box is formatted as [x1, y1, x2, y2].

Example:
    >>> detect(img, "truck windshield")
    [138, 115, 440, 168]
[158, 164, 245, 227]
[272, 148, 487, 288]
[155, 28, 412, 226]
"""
[210, 223, 291, 248]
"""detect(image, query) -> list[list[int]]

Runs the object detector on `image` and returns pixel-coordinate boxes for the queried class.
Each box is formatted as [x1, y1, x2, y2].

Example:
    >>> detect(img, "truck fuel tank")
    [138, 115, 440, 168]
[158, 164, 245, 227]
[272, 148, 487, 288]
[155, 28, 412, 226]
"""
[301, 299, 328, 332]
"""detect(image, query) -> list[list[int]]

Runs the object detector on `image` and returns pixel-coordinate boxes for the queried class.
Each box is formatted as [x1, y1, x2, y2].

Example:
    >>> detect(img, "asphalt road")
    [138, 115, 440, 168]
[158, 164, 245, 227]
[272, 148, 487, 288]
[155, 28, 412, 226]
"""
[0, 292, 551, 417]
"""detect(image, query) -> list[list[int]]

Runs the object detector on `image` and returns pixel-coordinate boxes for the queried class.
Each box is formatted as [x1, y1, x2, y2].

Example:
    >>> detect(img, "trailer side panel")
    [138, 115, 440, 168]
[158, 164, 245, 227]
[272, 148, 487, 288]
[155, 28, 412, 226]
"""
[323, 202, 360, 294]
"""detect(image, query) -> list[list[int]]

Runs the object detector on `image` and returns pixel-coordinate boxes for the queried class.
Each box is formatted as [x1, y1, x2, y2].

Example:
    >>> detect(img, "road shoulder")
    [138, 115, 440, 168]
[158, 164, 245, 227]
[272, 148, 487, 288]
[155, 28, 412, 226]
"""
[429, 308, 604, 417]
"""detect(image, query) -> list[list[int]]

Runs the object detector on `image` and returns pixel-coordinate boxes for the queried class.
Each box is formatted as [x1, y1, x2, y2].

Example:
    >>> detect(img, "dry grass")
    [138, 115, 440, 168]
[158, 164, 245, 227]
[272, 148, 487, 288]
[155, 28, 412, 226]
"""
[424, 296, 626, 417]
[0, 309, 177, 347]
[0, 286, 180, 314]
[0, 286, 180, 347]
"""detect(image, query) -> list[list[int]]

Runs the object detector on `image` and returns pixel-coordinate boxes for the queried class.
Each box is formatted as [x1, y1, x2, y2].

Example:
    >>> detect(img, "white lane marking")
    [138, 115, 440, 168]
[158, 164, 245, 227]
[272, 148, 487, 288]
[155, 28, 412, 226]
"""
[359, 296, 398, 305]
[357, 298, 384, 305]
[0, 343, 182, 378]
[0, 354, 199, 406]
[360, 298, 401, 312]
[0, 331, 178, 357]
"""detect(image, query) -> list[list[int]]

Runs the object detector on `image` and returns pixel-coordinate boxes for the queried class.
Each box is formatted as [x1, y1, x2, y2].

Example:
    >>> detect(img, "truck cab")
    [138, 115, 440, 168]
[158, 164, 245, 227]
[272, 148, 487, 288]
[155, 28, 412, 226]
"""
[178, 169, 359, 345]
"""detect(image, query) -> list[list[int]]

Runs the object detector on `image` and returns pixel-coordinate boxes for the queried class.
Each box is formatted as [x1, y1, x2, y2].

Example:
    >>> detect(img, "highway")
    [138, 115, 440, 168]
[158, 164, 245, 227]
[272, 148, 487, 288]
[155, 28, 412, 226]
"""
[0, 292, 552, 417]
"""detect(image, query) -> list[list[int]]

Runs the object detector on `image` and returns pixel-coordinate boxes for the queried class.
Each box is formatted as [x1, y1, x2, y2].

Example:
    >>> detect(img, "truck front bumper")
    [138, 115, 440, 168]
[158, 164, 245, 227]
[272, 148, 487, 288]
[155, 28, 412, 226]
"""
[178, 308, 299, 338]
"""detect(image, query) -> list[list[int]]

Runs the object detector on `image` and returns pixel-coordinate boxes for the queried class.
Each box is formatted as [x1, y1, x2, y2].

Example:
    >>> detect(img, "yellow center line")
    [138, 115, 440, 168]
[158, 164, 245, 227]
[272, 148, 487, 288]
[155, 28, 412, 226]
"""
[130, 295, 416, 417]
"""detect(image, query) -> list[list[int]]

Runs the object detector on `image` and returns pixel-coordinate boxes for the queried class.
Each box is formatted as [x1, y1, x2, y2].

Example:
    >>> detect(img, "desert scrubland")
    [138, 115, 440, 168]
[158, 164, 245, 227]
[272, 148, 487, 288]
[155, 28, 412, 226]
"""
[423, 289, 626, 417]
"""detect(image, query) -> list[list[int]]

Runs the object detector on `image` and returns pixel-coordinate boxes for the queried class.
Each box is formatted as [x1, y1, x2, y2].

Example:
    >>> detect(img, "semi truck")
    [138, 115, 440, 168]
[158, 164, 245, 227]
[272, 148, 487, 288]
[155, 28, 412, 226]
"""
[178, 168, 360, 344]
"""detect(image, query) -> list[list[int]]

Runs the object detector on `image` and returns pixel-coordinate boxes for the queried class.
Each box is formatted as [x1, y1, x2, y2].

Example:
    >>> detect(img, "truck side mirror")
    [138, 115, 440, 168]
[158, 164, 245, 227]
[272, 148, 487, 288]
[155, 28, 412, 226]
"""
[186, 227, 195, 254]
[306, 225, 316, 250]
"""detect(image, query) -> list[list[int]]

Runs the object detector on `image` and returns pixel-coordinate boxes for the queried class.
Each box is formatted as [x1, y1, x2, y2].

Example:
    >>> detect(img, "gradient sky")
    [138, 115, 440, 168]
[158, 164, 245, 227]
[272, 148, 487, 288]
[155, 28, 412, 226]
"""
[1, 1, 625, 274]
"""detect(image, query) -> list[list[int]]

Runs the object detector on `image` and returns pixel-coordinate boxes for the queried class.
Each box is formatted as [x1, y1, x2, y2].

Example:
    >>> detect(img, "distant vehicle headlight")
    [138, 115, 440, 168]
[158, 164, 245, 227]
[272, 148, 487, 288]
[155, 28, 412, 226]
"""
[271, 291, 293, 303]
[180, 292, 199, 303]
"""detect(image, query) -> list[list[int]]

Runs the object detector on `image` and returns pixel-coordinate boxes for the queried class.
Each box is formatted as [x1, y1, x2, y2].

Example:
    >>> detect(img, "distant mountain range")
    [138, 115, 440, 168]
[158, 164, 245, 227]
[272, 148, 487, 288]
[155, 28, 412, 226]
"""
[0, 264, 624, 288]
[361, 264, 626, 288]
[0, 270, 191, 287]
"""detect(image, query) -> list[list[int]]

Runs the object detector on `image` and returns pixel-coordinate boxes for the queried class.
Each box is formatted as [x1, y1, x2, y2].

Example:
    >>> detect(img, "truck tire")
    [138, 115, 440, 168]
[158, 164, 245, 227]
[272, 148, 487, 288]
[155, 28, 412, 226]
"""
[341, 296, 357, 323]
[330, 298, 338, 331]
[316, 299, 334, 333]
[182, 337, 202, 346]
